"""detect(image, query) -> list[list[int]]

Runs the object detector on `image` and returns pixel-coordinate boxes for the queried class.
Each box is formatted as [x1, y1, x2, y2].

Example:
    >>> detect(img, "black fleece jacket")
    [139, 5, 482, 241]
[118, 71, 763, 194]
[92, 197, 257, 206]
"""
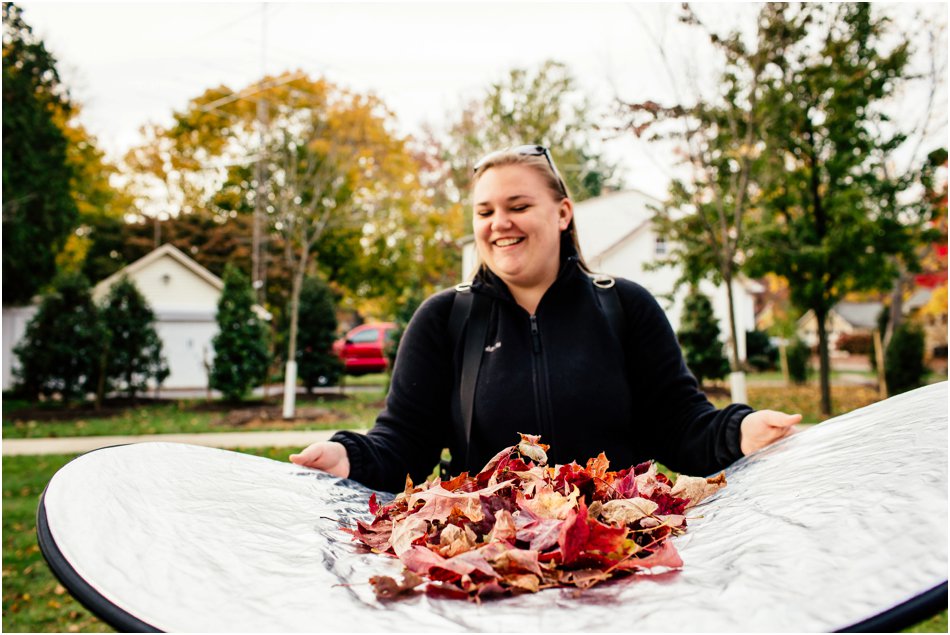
[331, 256, 751, 493]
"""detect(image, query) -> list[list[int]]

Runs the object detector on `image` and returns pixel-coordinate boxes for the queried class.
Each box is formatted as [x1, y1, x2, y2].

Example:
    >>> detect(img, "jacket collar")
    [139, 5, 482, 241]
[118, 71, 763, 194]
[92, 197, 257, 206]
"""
[472, 233, 582, 305]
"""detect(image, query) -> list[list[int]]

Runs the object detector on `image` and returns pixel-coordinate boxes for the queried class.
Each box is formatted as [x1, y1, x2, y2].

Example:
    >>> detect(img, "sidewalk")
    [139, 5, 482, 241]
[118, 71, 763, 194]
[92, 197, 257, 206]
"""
[1, 429, 345, 456]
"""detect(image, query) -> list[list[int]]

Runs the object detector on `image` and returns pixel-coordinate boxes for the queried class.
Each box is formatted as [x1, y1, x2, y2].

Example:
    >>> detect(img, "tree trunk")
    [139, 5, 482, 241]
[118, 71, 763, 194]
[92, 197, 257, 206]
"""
[723, 272, 748, 403]
[815, 306, 833, 416]
[884, 265, 910, 349]
[282, 250, 308, 419]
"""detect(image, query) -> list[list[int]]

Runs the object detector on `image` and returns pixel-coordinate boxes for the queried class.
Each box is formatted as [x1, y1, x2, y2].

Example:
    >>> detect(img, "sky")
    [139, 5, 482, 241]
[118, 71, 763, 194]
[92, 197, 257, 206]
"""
[15, 1, 950, 200]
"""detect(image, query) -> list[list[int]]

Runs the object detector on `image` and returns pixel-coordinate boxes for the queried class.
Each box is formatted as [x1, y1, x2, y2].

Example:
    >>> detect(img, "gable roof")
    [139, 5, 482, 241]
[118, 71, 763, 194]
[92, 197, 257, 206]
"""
[94, 243, 224, 295]
[572, 190, 662, 260]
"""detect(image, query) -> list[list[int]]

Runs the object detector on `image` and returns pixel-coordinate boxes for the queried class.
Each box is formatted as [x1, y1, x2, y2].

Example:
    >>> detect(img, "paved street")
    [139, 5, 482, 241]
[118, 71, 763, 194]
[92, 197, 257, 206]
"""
[1, 429, 347, 456]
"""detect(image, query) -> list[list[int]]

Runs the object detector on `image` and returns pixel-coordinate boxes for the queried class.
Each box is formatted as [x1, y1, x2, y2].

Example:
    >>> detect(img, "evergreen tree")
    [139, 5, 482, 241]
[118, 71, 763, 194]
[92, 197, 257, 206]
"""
[2, 3, 78, 305]
[13, 271, 103, 402]
[885, 323, 926, 396]
[677, 289, 730, 387]
[99, 276, 169, 399]
[786, 338, 811, 385]
[294, 275, 342, 392]
[210, 265, 270, 401]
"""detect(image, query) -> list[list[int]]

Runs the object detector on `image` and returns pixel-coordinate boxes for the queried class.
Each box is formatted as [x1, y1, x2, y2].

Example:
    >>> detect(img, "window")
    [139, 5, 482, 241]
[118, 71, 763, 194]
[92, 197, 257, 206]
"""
[655, 237, 668, 257]
[350, 328, 379, 344]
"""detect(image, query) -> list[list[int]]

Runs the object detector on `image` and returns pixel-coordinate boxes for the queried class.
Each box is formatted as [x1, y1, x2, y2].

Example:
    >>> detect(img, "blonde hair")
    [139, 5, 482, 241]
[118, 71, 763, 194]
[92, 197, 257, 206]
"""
[470, 150, 590, 278]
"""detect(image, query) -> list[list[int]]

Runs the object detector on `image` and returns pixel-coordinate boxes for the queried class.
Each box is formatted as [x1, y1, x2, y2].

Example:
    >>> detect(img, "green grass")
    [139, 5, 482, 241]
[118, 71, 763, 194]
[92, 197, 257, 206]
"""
[2, 391, 385, 440]
[2, 448, 946, 632]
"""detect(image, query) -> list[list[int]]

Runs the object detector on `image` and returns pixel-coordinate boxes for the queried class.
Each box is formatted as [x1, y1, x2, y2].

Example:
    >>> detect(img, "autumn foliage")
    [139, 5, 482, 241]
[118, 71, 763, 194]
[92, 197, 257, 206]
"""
[345, 434, 725, 600]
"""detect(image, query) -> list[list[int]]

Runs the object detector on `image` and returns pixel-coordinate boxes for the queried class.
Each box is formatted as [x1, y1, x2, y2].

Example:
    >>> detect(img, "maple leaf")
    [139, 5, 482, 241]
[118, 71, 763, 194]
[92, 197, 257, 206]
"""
[670, 471, 727, 508]
[517, 432, 550, 465]
[600, 498, 659, 526]
[502, 573, 540, 593]
[390, 515, 428, 556]
[557, 501, 591, 565]
[350, 518, 395, 552]
[585, 452, 611, 480]
[487, 509, 517, 543]
[369, 569, 425, 600]
[438, 523, 479, 558]
[583, 517, 628, 556]
[558, 567, 612, 589]
[612, 539, 683, 572]
[518, 484, 579, 520]
[515, 516, 563, 552]
[479, 541, 543, 576]
[368, 493, 380, 516]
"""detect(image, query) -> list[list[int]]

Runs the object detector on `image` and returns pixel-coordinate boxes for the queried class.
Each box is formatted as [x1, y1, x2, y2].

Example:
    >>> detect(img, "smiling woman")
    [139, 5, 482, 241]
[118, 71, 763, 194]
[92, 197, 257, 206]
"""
[290, 144, 802, 493]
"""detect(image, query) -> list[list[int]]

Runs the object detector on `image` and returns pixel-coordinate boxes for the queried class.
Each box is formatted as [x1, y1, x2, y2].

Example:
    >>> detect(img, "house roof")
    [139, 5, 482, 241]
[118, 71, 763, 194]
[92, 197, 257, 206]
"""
[833, 302, 883, 329]
[94, 243, 224, 295]
[572, 189, 661, 260]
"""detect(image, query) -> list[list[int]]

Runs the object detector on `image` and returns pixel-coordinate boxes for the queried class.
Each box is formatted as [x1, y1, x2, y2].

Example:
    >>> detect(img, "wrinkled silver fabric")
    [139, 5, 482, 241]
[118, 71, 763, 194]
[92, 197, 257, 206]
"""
[43, 382, 947, 632]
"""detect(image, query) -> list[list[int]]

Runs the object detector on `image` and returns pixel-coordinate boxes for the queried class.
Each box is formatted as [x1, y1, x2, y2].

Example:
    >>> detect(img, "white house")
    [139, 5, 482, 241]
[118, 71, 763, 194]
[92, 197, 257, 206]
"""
[91, 243, 227, 389]
[2, 244, 264, 392]
[461, 189, 762, 360]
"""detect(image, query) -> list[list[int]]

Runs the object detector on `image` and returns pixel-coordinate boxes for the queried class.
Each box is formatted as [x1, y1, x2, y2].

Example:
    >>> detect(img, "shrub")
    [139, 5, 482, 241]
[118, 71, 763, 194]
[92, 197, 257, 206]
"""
[13, 272, 104, 403]
[745, 329, 778, 371]
[294, 275, 343, 392]
[99, 276, 169, 399]
[885, 323, 926, 396]
[677, 289, 730, 386]
[210, 265, 270, 401]
[786, 338, 810, 384]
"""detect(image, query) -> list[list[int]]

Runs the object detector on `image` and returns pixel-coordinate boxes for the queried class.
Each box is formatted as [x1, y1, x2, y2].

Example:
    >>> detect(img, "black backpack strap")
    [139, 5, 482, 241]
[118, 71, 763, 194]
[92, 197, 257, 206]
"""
[590, 274, 626, 346]
[445, 283, 491, 475]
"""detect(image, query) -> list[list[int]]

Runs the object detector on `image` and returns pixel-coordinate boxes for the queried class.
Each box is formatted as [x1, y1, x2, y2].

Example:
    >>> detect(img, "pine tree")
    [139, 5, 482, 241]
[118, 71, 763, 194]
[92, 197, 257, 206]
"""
[210, 265, 270, 401]
[677, 289, 729, 387]
[99, 276, 168, 400]
[13, 271, 104, 402]
[294, 275, 342, 392]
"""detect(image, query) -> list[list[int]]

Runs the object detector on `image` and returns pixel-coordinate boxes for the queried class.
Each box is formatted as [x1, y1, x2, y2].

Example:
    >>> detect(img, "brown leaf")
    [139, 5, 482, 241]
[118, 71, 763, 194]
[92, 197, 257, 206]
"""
[517, 432, 550, 465]
[518, 485, 579, 520]
[369, 569, 425, 600]
[600, 498, 658, 525]
[503, 573, 540, 593]
[438, 523, 478, 558]
[670, 472, 727, 508]
[390, 515, 428, 556]
[487, 509, 517, 544]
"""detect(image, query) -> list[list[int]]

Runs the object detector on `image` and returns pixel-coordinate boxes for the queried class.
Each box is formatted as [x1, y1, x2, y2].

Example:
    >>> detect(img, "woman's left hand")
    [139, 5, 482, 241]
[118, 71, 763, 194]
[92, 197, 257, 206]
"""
[740, 410, 803, 455]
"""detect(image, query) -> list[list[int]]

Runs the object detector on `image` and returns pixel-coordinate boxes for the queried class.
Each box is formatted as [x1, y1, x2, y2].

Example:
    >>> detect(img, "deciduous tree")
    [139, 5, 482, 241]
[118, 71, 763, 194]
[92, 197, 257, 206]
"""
[747, 3, 931, 415]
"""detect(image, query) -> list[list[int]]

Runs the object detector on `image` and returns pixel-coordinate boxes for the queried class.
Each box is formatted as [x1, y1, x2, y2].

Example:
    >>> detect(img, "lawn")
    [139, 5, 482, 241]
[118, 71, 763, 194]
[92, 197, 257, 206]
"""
[2, 447, 946, 633]
[2, 390, 386, 440]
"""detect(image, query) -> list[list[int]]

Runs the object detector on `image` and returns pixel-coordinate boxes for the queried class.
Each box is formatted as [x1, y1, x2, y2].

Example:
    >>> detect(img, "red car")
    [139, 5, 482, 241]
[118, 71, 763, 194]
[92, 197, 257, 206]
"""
[332, 322, 397, 375]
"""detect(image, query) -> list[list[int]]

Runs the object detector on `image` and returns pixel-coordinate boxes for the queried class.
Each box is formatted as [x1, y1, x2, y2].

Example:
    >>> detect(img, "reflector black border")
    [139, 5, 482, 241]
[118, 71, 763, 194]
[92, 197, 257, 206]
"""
[838, 581, 948, 632]
[36, 445, 161, 634]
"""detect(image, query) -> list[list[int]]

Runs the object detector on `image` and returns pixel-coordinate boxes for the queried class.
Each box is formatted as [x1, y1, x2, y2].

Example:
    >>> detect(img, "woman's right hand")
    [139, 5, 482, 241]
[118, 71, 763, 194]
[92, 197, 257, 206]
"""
[289, 441, 350, 478]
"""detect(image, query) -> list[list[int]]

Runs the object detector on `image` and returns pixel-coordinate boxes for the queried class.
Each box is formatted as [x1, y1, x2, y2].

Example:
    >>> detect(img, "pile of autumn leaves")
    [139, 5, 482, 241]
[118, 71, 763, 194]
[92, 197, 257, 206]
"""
[344, 434, 726, 601]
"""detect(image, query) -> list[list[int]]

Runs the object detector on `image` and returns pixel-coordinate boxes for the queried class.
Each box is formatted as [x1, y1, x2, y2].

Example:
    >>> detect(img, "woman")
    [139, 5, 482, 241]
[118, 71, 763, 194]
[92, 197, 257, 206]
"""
[290, 145, 800, 492]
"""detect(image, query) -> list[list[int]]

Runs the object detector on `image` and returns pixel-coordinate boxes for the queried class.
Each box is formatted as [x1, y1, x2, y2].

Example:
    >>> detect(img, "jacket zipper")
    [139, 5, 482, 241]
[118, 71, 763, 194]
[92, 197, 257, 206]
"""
[529, 314, 552, 446]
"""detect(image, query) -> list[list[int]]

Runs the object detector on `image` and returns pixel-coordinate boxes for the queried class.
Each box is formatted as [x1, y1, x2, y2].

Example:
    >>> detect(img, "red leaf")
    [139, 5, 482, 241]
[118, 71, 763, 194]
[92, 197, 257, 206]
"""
[557, 502, 591, 565]
[515, 517, 563, 552]
[613, 539, 683, 572]
[368, 493, 380, 516]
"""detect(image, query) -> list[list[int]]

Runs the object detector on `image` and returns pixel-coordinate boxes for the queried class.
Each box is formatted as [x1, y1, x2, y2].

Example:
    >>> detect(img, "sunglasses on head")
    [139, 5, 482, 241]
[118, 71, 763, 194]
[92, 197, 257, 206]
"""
[473, 144, 568, 197]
